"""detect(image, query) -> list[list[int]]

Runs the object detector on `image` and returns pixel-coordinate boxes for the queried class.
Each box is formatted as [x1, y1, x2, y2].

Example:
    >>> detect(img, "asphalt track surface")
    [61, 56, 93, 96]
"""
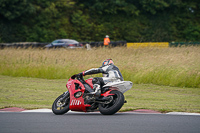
[0, 111, 200, 133]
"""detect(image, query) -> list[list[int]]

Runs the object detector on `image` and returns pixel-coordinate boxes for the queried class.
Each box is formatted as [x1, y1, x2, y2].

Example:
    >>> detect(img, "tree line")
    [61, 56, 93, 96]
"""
[0, 0, 199, 43]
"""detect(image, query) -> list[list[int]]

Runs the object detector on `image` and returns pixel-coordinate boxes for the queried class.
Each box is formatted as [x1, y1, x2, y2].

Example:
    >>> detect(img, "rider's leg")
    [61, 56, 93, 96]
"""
[90, 77, 119, 97]
[90, 77, 104, 97]
[91, 84, 101, 97]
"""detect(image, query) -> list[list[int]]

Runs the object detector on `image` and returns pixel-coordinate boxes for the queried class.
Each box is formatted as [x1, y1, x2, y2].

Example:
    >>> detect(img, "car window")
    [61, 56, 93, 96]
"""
[53, 40, 60, 43]
[57, 41, 63, 43]
[67, 40, 78, 43]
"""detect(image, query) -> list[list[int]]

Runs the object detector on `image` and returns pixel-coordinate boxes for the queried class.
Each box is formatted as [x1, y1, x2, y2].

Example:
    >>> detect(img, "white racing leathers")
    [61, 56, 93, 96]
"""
[83, 64, 124, 84]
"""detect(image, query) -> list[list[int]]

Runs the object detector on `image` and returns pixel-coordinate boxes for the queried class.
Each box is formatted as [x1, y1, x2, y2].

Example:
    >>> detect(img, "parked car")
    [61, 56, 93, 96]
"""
[45, 39, 83, 48]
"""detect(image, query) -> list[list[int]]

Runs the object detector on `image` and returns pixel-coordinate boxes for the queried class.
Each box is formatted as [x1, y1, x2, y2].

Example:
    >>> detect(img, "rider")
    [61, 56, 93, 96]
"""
[77, 59, 124, 97]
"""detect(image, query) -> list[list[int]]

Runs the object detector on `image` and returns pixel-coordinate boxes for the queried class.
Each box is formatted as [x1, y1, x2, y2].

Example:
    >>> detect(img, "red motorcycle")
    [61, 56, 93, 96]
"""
[52, 74, 132, 115]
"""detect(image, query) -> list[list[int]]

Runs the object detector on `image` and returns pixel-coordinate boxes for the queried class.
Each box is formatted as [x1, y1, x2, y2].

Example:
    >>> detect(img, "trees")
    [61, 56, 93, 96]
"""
[0, 0, 199, 43]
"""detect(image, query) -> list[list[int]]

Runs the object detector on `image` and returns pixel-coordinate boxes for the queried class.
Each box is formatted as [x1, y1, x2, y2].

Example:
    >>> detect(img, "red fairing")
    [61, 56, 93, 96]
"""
[85, 78, 93, 89]
[101, 90, 115, 97]
[66, 78, 91, 112]
[65, 77, 115, 112]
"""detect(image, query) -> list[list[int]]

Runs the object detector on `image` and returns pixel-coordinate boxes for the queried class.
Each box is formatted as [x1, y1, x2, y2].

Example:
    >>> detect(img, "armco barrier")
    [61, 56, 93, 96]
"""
[0, 42, 48, 49]
[83, 41, 127, 47]
[1, 41, 198, 49]
[0, 41, 127, 49]
[169, 42, 200, 47]
[127, 42, 169, 48]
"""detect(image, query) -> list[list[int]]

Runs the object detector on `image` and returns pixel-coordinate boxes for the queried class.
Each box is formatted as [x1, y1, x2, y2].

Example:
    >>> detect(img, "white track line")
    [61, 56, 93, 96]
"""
[22, 109, 52, 112]
[22, 109, 200, 115]
[166, 112, 200, 116]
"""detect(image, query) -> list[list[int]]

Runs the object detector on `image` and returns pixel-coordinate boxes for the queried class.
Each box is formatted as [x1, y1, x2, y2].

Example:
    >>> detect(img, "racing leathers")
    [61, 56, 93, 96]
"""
[82, 64, 123, 97]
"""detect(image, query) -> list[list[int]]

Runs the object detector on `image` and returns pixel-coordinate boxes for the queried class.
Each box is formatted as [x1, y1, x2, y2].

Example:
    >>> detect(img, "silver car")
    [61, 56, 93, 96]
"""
[45, 39, 83, 48]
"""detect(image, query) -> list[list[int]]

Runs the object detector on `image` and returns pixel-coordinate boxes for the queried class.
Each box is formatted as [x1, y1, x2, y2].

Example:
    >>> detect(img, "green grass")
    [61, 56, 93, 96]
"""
[0, 47, 200, 88]
[0, 75, 67, 109]
[123, 84, 200, 113]
[0, 75, 199, 113]
[0, 47, 199, 112]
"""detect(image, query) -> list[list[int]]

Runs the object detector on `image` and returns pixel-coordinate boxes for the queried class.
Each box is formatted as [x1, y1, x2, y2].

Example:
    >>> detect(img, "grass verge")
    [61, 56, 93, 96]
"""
[0, 75, 199, 113]
[0, 47, 200, 88]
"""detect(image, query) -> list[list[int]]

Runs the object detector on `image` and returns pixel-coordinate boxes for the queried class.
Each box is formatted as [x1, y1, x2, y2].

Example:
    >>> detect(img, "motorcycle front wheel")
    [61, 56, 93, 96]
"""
[99, 90, 124, 115]
[52, 92, 70, 115]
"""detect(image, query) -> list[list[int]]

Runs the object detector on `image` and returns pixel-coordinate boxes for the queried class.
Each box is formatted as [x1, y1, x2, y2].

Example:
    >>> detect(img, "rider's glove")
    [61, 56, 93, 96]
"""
[76, 72, 83, 77]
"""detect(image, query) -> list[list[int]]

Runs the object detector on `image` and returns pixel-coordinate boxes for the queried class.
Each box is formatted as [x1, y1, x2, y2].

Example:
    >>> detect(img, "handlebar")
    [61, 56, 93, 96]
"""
[71, 74, 77, 79]
[71, 74, 84, 81]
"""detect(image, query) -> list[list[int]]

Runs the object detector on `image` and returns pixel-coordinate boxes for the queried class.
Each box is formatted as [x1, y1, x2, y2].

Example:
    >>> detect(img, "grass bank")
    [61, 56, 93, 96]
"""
[0, 75, 199, 113]
[0, 47, 200, 88]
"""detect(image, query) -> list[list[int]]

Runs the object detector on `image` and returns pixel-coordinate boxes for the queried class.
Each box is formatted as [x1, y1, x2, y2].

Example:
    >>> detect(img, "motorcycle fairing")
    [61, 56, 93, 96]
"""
[103, 81, 133, 93]
[66, 77, 121, 112]
[67, 78, 91, 112]
[100, 90, 115, 97]
[85, 78, 93, 89]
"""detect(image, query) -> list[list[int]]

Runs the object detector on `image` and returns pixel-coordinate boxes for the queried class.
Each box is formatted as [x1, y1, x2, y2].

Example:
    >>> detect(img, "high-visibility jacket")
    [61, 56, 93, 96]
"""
[104, 38, 110, 46]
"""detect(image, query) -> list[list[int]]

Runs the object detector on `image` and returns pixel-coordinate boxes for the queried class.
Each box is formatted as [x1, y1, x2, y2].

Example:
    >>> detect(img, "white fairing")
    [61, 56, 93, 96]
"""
[103, 81, 133, 93]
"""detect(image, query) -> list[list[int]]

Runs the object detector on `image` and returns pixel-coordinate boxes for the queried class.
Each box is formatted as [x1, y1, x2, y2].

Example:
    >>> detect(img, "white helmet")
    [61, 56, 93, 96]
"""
[105, 35, 109, 38]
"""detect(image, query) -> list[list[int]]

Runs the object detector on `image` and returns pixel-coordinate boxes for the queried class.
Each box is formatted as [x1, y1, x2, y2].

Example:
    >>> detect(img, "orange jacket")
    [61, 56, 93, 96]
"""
[104, 38, 110, 46]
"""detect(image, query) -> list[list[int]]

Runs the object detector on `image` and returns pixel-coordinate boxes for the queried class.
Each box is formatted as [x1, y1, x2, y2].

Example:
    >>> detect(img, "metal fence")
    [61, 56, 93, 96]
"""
[1, 41, 199, 49]
[0, 41, 127, 49]
[0, 42, 48, 49]
[169, 42, 200, 47]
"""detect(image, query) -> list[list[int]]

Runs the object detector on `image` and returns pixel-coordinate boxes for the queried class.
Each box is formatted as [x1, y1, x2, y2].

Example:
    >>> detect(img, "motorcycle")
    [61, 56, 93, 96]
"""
[52, 74, 133, 115]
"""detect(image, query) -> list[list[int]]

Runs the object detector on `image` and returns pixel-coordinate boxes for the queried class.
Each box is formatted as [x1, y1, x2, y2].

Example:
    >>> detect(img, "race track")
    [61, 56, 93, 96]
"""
[0, 111, 200, 133]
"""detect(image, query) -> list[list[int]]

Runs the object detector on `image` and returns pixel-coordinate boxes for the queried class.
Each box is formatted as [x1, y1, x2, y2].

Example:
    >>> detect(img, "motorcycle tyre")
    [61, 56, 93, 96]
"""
[99, 90, 124, 115]
[52, 93, 70, 115]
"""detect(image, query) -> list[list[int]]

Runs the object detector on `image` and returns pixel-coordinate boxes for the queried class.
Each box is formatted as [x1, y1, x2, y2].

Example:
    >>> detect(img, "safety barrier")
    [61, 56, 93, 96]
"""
[0, 42, 48, 49]
[0, 41, 127, 49]
[127, 42, 169, 48]
[1, 41, 199, 49]
[169, 42, 200, 47]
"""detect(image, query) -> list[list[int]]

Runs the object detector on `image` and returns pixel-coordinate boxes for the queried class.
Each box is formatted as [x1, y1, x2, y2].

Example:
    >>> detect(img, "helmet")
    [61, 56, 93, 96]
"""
[105, 35, 109, 38]
[102, 59, 114, 67]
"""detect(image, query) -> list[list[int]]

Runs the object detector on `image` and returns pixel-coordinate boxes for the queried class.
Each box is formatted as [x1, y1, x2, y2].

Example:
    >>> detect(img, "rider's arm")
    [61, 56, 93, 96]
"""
[82, 68, 104, 76]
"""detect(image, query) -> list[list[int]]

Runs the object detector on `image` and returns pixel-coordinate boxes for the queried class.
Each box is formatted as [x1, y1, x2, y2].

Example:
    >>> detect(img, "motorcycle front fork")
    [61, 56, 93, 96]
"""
[60, 91, 69, 102]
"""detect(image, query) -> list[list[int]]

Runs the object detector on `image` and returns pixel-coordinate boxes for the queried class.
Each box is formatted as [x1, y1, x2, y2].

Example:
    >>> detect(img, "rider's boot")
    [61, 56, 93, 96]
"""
[90, 84, 101, 97]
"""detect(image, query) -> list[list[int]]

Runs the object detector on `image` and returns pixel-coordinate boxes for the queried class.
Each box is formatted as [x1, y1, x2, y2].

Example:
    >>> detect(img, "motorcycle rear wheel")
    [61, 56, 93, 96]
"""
[99, 90, 124, 115]
[52, 93, 70, 115]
